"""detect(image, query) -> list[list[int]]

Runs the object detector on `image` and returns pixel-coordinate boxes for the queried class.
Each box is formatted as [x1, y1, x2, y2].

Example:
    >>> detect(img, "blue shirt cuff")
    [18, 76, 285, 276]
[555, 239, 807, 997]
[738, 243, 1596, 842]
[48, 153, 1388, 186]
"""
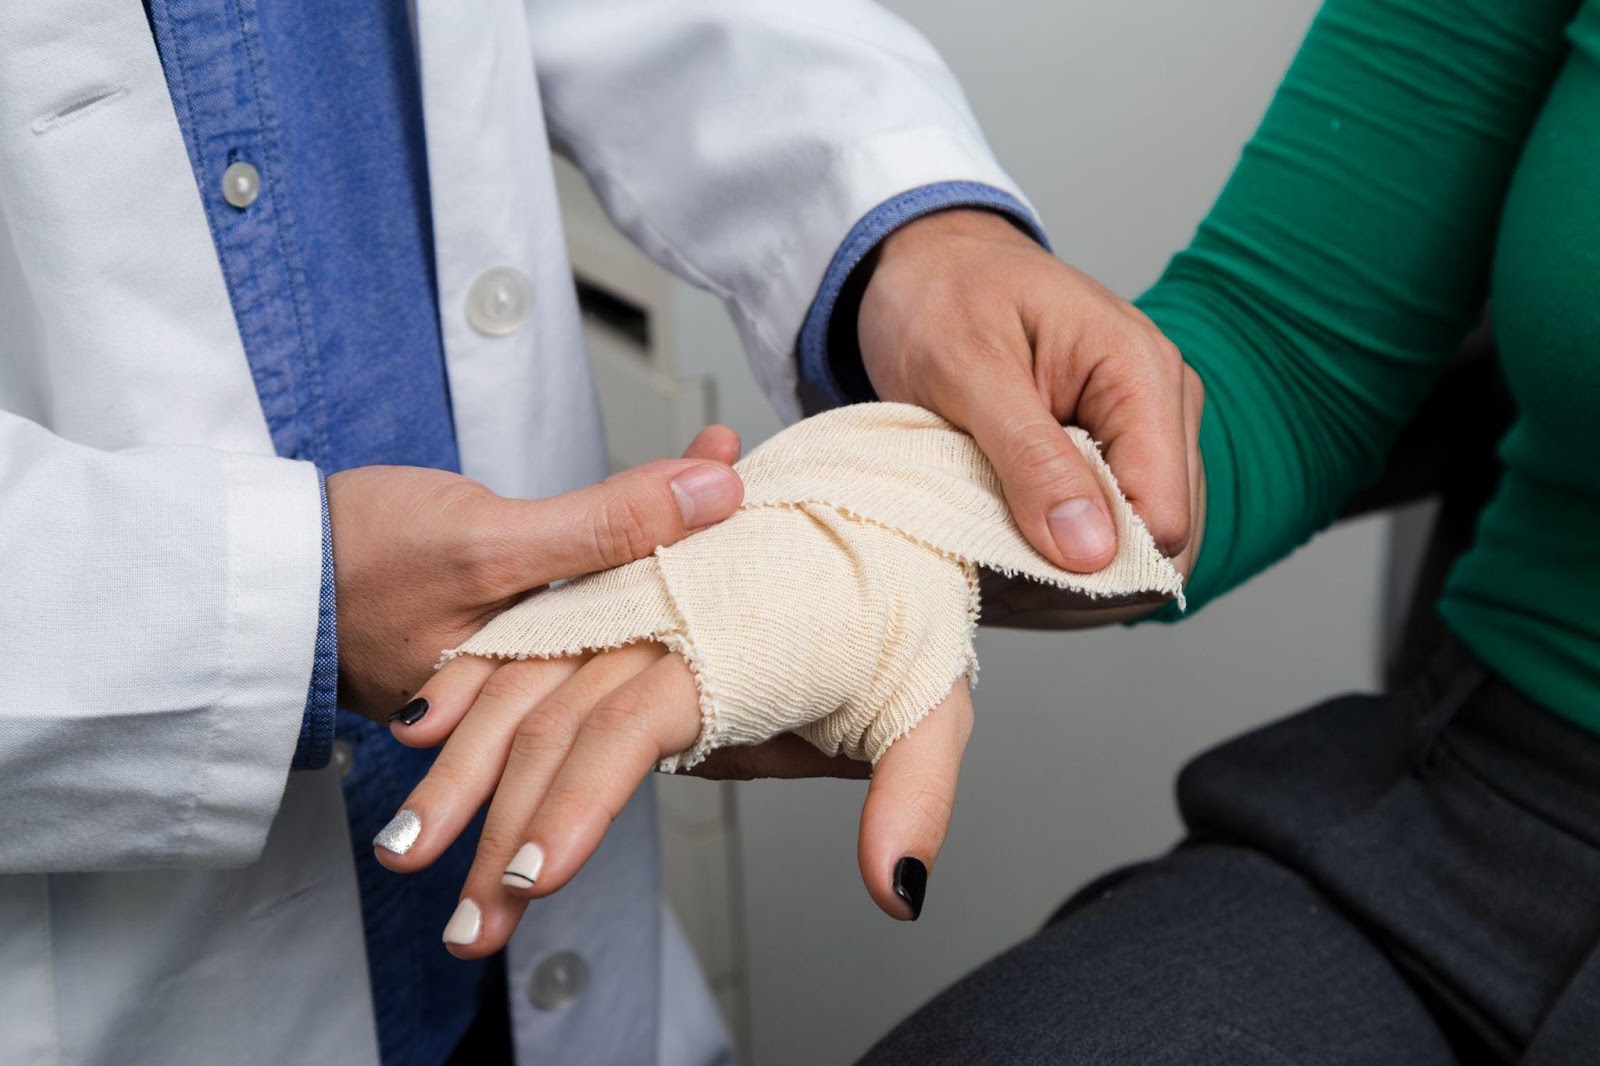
[292, 472, 339, 771]
[797, 182, 1051, 405]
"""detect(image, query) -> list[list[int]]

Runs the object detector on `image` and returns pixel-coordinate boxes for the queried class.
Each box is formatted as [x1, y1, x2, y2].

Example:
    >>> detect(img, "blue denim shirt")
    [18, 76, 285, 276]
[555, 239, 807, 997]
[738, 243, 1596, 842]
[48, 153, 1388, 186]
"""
[144, 2, 1040, 1062]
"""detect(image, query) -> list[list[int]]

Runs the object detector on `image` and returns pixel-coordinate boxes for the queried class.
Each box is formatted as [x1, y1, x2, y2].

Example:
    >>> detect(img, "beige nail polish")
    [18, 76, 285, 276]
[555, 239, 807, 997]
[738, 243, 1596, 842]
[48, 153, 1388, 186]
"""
[442, 898, 481, 946]
[501, 843, 545, 888]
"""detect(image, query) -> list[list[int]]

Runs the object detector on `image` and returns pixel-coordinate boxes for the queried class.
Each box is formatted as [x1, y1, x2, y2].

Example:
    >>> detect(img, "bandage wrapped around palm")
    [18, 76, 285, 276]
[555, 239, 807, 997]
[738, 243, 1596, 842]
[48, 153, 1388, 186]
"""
[445, 403, 1183, 770]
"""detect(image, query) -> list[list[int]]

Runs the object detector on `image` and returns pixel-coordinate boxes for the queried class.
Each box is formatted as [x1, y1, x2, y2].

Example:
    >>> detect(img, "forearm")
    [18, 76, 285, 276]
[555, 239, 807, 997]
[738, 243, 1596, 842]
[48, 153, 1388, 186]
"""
[1134, 0, 1576, 613]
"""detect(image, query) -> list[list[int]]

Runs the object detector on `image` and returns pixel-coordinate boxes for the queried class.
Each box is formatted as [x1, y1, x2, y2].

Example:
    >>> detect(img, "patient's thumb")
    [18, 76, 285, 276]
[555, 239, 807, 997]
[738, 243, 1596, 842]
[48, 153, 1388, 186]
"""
[857, 681, 974, 921]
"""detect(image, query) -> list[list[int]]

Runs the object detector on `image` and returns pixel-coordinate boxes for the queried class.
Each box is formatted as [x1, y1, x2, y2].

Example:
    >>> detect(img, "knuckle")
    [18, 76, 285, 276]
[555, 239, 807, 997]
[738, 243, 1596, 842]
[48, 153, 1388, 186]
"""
[593, 491, 663, 570]
[420, 757, 471, 798]
[475, 824, 525, 866]
[509, 701, 579, 759]
[1151, 335, 1184, 369]
[904, 779, 956, 832]
[1004, 423, 1075, 492]
[588, 694, 650, 741]
[478, 662, 552, 706]
[1149, 508, 1192, 555]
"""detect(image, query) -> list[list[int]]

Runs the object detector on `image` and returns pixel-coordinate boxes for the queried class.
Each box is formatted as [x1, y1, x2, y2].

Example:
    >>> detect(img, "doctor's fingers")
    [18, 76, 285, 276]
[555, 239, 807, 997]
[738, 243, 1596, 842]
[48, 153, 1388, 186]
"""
[479, 456, 743, 598]
[444, 643, 694, 960]
[372, 652, 588, 873]
[930, 325, 1123, 576]
[857, 681, 974, 921]
[681, 423, 741, 466]
[1059, 305, 1198, 562]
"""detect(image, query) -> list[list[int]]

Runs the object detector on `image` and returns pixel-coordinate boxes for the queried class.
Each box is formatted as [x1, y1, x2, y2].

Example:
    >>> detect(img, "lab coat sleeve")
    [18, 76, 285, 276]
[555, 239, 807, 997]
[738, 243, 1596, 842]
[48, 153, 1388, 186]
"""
[527, 0, 1034, 421]
[0, 412, 324, 872]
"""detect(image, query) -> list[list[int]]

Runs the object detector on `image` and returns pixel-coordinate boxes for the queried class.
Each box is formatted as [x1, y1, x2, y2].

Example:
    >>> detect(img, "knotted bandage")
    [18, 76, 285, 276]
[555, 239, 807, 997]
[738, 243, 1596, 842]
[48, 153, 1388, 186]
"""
[444, 403, 1184, 770]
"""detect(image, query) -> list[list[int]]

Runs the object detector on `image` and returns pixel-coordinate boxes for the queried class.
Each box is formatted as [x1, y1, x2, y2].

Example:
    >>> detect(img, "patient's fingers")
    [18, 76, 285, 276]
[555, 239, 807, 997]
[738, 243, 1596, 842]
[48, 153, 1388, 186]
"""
[373, 654, 581, 873]
[388, 654, 501, 748]
[507, 654, 703, 901]
[444, 644, 669, 958]
[857, 681, 974, 921]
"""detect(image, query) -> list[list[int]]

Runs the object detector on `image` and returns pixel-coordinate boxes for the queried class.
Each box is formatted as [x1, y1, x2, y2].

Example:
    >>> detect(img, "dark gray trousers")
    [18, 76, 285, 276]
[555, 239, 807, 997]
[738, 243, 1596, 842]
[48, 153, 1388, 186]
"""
[862, 642, 1600, 1064]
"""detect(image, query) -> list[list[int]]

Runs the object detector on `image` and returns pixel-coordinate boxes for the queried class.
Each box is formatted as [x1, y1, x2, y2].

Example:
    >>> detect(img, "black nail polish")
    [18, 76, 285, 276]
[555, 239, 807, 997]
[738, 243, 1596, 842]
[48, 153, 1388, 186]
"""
[893, 857, 928, 921]
[389, 697, 429, 726]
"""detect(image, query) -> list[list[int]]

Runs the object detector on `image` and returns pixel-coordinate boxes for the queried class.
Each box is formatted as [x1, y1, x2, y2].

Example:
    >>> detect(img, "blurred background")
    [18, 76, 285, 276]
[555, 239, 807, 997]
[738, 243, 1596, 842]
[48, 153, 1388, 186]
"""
[555, 1, 1411, 1061]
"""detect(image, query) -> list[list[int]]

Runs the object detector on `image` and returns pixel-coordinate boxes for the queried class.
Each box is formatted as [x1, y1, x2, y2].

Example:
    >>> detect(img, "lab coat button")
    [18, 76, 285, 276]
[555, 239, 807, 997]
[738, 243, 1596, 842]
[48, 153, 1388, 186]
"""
[528, 951, 589, 1011]
[221, 162, 261, 208]
[331, 740, 353, 779]
[466, 267, 535, 336]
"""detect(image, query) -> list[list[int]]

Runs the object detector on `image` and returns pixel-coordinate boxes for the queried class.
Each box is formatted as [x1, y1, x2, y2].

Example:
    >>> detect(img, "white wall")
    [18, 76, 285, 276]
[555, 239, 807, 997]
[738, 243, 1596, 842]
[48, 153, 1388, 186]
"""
[908, 0, 1319, 296]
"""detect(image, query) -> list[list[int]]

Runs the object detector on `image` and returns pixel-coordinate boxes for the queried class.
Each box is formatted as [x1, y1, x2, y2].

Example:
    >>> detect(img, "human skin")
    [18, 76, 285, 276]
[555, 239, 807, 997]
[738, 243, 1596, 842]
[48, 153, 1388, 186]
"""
[371, 209, 1207, 955]
[327, 428, 745, 722]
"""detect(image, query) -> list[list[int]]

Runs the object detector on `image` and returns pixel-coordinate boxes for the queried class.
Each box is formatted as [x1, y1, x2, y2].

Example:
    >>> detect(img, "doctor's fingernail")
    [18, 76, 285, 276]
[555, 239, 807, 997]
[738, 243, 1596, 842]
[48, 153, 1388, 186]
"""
[389, 697, 429, 726]
[443, 898, 482, 946]
[501, 843, 545, 889]
[1047, 497, 1115, 561]
[670, 466, 741, 529]
[893, 856, 928, 921]
[373, 809, 422, 855]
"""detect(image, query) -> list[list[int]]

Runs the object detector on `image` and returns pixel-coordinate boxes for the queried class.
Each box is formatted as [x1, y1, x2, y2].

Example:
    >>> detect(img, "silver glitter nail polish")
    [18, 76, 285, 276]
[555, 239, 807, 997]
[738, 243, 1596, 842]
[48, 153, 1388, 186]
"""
[373, 809, 422, 855]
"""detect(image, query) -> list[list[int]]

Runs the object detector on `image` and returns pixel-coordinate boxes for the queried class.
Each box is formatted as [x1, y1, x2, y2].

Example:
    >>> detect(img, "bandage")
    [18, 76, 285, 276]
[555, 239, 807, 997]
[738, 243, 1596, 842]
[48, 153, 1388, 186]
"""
[445, 403, 1184, 770]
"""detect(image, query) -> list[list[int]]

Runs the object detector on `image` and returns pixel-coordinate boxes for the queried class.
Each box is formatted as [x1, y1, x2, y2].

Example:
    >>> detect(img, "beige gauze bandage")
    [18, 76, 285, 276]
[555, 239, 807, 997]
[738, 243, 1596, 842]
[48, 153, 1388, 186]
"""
[445, 403, 1184, 771]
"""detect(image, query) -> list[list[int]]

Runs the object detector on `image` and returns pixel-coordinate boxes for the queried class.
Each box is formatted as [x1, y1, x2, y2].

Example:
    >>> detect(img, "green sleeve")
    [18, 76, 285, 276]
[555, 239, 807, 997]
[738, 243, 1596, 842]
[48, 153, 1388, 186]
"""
[1136, 0, 1577, 614]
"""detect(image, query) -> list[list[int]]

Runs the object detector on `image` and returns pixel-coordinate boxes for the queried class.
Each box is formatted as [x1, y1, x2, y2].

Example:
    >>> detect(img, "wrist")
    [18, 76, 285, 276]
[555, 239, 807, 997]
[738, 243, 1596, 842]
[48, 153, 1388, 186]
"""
[873, 206, 1038, 263]
[799, 186, 1049, 406]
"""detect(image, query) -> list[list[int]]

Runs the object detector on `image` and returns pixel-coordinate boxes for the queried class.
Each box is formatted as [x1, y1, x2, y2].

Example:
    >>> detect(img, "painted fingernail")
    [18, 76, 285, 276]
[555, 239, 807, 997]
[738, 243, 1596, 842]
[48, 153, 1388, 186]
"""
[373, 809, 422, 855]
[442, 898, 482, 946]
[670, 466, 740, 529]
[389, 697, 429, 726]
[1047, 497, 1115, 561]
[893, 856, 928, 921]
[501, 842, 545, 889]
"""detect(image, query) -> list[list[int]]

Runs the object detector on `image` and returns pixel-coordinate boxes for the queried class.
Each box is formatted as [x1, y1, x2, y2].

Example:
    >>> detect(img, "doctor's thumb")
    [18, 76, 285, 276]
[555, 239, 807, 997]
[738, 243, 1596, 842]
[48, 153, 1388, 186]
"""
[505, 457, 744, 589]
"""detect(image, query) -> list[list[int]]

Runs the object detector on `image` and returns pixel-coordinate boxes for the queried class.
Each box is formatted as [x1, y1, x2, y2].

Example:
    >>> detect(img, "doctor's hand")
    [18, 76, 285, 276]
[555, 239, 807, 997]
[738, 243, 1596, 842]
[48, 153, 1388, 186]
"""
[325, 426, 743, 722]
[857, 208, 1204, 581]
[376, 643, 970, 956]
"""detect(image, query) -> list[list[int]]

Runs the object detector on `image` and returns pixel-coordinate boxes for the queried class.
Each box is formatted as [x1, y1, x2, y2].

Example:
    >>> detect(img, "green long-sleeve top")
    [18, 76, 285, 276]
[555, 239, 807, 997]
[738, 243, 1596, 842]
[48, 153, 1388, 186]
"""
[1137, 0, 1599, 731]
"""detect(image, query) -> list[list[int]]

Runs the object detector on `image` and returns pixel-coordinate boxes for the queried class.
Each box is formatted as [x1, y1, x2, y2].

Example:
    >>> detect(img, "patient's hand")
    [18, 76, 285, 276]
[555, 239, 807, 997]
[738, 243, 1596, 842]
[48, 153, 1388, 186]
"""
[373, 404, 1182, 956]
[375, 641, 973, 957]
[859, 209, 1205, 578]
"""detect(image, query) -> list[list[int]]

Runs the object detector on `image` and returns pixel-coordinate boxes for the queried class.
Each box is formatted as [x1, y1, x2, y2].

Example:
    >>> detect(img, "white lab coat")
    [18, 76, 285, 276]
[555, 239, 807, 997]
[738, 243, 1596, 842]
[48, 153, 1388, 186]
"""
[0, 0, 1027, 1062]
